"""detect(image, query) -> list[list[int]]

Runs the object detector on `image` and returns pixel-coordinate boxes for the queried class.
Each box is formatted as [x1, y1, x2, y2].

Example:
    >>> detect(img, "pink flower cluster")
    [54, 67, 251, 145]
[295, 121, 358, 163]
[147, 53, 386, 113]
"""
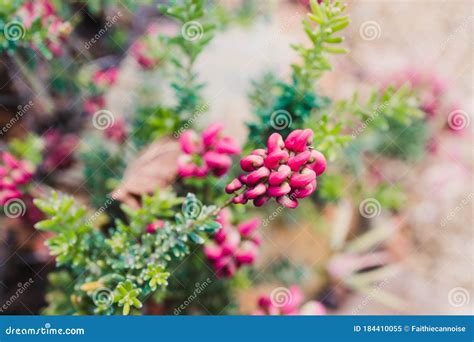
[178, 124, 241, 178]
[146, 219, 165, 234]
[384, 67, 448, 119]
[84, 96, 105, 115]
[0, 153, 33, 206]
[132, 24, 168, 70]
[84, 67, 118, 114]
[254, 286, 326, 316]
[105, 118, 128, 144]
[17, 0, 71, 57]
[204, 209, 260, 278]
[42, 130, 78, 173]
[226, 129, 326, 208]
[92, 67, 119, 90]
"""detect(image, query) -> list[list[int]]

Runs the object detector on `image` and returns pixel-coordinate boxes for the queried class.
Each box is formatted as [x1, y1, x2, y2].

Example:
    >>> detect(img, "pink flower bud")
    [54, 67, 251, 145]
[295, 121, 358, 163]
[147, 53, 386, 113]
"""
[267, 133, 284, 153]
[216, 208, 230, 227]
[10, 169, 31, 185]
[258, 296, 272, 309]
[245, 183, 267, 199]
[277, 195, 299, 208]
[194, 165, 210, 177]
[105, 118, 128, 144]
[421, 95, 438, 118]
[288, 150, 311, 171]
[214, 255, 233, 271]
[232, 193, 248, 204]
[268, 165, 292, 186]
[177, 155, 197, 177]
[146, 220, 164, 233]
[251, 234, 262, 246]
[291, 128, 314, 152]
[251, 149, 267, 158]
[221, 230, 241, 256]
[2, 152, 20, 169]
[238, 218, 261, 236]
[213, 166, 230, 177]
[0, 189, 22, 205]
[0, 179, 16, 190]
[202, 123, 223, 147]
[239, 174, 249, 185]
[203, 151, 232, 170]
[204, 242, 222, 261]
[264, 150, 289, 169]
[287, 286, 305, 309]
[180, 130, 201, 154]
[216, 137, 241, 155]
[289, 168, 316, 188]
[267, 182, 291, 197]
[240, 155, 264, 172]
[293, 180, 317, 198]
[219, 260, 236, 278]
[225, 178, 243, 193]
[246, 167, 270, 185]
[235, 241, 258, 265]
[283, 129, 302, 151]
[253, 195, 270, 207]
[309, 150, 326, 176]
[215, 228, 227, 244]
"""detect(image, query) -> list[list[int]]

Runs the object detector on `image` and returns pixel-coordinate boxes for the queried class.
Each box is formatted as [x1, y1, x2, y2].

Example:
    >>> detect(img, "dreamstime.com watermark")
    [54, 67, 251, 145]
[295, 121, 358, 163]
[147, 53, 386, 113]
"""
[443, 15, 474, 48]
[84, 11, 123, 50]
[181, 21, 204, 41]
[359, 20, 381, 41]
[0, 101, 34, 136]
[85, 190, 122, 226]
[173, 103, 209, 138]
[448, 287, 471, 307]
[351, 277, 390, 314]
[261, 190, 304, 228]
[359, 198, 382, 219]
[439, 192, 473, 228]
[0, 278, 34, 313]
[4, 323, 85, 336]
[351, 102, 388, 137]
[2, 198, 27, 218]
[174, 278, 212, 315]
[263, 13, 300, 47]
[270, 287, 293, 308]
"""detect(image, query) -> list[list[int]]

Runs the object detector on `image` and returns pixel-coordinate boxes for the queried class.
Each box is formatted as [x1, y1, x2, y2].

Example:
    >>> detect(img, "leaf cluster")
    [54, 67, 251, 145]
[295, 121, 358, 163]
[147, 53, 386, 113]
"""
[34, 190, 221, 315]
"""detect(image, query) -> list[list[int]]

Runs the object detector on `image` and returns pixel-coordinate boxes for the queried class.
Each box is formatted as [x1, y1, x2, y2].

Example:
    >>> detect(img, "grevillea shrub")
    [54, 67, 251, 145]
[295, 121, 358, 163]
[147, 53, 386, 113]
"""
[1, 0, 448, 316]
[226, 129, 326, 208]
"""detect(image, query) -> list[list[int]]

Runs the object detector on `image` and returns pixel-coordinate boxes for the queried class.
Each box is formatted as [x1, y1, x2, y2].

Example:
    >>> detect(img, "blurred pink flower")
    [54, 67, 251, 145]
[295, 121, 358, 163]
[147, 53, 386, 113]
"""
[178, 124, 241, 178]
[105, 118, 128, 144]
[254, 285, 326, 316]
[0, 152, 34, 206]
[42, 130, 78, 173]
[204, 209, 260, 278]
